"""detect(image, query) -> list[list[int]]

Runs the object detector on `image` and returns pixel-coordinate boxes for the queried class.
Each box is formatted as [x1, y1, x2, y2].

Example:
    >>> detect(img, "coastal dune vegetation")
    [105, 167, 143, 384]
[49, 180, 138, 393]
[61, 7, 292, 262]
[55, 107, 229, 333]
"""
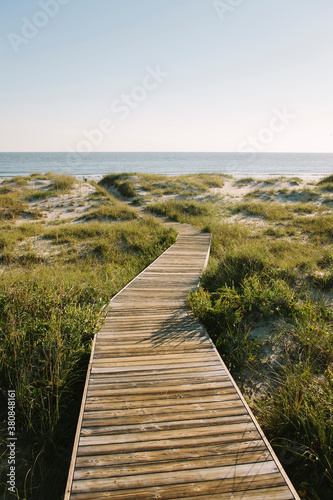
[0, 171, 332, 499]
[0, 173, 177, 499]
[144, 173, 333, 500]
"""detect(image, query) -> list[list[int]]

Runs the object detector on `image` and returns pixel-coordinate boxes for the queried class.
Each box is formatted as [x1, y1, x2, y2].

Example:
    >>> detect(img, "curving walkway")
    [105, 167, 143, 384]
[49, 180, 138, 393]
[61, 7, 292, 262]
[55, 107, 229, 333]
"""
[65, 221, 299, 500]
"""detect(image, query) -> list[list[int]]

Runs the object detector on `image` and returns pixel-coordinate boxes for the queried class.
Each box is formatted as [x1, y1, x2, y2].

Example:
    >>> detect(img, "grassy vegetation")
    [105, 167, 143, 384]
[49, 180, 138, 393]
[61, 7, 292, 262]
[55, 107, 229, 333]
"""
[0, 223, 44, 251]
[147, 199, 215, 224]
[0, 192, 29, 220]
[295, 215, 333, 243]
[49, 174, 77, 192]
[3, 176, 29, 186]
[24, 189, 55, 201]
[137, 173, 225, 198]
[318, 175, 333, 193]
[282, 188, 321, 203]
[1, 172, 332, 498]
[245, 187, 322, 205]
[23, 174, 77, 203]
[0, 174, 178, 499]
[82, 202, 137, 221]
[0, 174, 79, 221]
[0, 217, 177, 499]
[82, 182, 138, 221]
[232, 200, 294, 220]
[235, 177, 255, 186]
[99, 173, 226, 203]
[148, 187, 333, 499]
[99, 174, 138, 198]
[231, 199, 324, 221]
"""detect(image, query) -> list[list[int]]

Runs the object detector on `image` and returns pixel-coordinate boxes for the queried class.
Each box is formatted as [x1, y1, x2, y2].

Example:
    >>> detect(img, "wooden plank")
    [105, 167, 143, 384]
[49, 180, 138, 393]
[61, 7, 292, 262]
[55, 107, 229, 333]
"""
[76, 430, 262, 456]
[75, 439, 265, 468]
[71, 461, 279, 492]
[79, 421, 257, 447]
[82, 405, 248, 427]
[73, 449, 272, 480]
[88, 375, 230, 388]
[91, 353, 218, 364]
[86, 381, 233, 397]
[84, 392, 241, 411]
[80, 415, 252, 437]
[88, 378, 230, 392]
[91, 361, 225, 373]
[82, 399, 245, 420]
[89, 369, 227, 380]
[69, 473, 288, 499]
[84, 388, 239, 406]
[88, 371, 227, 384]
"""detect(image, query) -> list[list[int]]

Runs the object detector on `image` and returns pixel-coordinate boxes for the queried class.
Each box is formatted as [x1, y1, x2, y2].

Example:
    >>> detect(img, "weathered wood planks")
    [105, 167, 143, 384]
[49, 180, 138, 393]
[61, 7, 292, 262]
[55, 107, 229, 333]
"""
[65, 221, 300, 499]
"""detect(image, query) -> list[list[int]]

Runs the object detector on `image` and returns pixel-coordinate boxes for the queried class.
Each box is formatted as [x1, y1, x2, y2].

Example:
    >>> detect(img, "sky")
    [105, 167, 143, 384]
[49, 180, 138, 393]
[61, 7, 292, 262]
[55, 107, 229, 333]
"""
[0, 0, 333, 152]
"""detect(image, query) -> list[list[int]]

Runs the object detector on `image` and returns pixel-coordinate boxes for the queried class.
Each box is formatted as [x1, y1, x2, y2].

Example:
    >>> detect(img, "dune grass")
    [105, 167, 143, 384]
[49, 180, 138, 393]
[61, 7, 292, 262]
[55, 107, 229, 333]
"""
[98, 174, 138, 198]
[49, 174, 77, 192]
[1, 173, 332, 498]
[317, 175, 333, 193]
[0, 192, 29, 220]
[3, 175, 29, 186]
[147, 199, 214, 222]
[235, 177, 255, 185]
[148, 194, 333, 499]
[83, 182, 138, 221]
[82, 202, 137, 221]
[0, 174, 79, 221]
[99, 173, 226, 203]
[232, 200, 295, 220]
[137, 173, 225, 198]
[0, 206, 177, 500]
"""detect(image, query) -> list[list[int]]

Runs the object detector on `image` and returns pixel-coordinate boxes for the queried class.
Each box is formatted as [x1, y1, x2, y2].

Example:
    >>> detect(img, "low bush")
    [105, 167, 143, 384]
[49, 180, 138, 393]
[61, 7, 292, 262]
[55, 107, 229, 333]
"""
[99, 174, 137, 198]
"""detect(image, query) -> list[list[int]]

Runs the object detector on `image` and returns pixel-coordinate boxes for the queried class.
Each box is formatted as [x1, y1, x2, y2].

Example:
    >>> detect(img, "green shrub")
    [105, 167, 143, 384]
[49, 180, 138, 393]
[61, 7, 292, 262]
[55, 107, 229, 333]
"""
[98, 174, 137, 198]
[117, 179, 137, 198]
[318, 175, 333, 185]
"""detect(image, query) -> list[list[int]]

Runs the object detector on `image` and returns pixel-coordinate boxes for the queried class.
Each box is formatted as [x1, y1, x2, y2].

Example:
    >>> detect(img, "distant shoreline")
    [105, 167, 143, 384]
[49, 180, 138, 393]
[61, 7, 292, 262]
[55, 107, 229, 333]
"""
[1, 152, 332, 179]
[0, 173, 325, 184]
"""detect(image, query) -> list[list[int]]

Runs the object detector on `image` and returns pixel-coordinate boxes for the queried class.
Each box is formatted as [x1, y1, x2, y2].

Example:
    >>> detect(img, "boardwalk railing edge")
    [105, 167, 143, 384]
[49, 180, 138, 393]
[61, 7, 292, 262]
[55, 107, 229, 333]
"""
[202, 233, 211, 272]
[64, 334, 97, 499]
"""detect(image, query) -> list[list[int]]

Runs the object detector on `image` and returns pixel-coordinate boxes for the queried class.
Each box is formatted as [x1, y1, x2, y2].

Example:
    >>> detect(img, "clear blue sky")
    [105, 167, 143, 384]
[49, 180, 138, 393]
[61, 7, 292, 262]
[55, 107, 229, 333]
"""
[1, 0, 333, 152]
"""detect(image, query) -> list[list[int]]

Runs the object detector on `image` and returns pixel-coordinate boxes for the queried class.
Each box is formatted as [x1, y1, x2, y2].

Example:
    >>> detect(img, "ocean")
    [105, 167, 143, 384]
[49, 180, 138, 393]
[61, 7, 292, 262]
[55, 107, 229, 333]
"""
[0, 152, 332, 179]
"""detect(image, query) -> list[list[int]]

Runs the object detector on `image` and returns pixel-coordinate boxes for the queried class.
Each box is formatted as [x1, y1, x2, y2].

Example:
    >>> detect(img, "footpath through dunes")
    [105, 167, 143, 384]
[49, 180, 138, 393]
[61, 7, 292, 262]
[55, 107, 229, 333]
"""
[65, 220, 300, 500]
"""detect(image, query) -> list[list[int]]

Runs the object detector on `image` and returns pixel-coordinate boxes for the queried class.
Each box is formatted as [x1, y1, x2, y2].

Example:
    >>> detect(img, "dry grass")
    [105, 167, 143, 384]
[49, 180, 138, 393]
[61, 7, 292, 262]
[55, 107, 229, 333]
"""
[147, 179, 333, 499]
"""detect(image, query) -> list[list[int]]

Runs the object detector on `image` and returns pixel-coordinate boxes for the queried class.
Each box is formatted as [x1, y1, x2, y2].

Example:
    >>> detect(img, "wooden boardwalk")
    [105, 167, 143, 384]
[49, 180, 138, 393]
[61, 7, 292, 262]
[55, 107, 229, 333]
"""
[65, 222, 300, 500]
